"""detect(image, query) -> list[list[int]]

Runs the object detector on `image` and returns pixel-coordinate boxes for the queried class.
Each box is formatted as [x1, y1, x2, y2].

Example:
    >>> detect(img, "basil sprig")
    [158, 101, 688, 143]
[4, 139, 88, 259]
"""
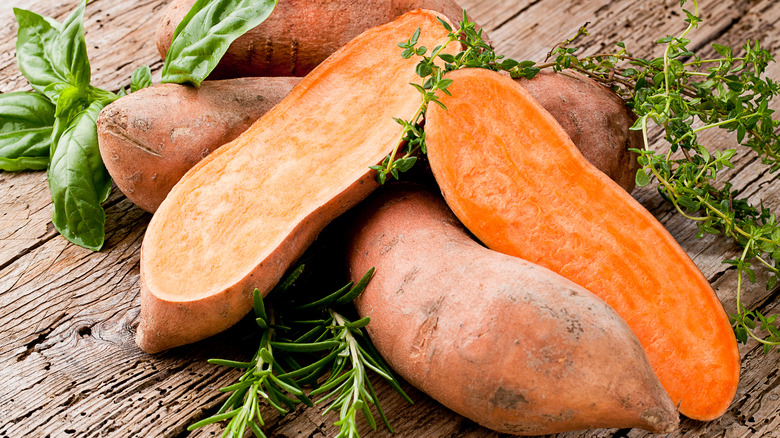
[161, 0, 278, 86]
[5, 0, 277, 250]
[8, 0, 119, 250]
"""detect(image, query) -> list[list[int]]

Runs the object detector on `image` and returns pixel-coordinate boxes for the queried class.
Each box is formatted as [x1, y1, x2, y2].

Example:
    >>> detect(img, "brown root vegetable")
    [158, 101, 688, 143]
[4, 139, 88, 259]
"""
[136, 10, 457, 354]
[347, 185, 679, 435]
[97, 77, 300, 213]
[156, 0, 466, 78]
[517, 71, 642, 192]
[425, 68, 740, 421]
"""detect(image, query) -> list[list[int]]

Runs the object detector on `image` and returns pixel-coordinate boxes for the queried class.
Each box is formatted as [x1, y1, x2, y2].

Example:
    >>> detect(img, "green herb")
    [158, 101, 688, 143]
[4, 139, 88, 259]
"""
[161, 0, 278, 86]
[192, 265, 409, 438]
[534, 0, 780, 349]
[48, 99, 113, 251]
[310, 309, 410, 438]
[0, 91, 55, 171]
[187, 289, 311, 438]
[130, 65, 153, 93]
[391, 2, 780, 349]
[7, 0, 272, 250]
[372, 14, 490, 183]
[10, 1, 121, 249]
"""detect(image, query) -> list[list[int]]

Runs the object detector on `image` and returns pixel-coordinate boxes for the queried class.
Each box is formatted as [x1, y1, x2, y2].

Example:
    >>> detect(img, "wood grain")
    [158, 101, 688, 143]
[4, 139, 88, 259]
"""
[0, 0, 779, 437]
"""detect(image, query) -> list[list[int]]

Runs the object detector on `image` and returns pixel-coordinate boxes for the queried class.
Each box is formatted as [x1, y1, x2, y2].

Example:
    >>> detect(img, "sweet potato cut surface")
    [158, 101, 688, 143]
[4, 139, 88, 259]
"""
[517, 71, 641, 193]
[348, 185, 679, 435]
[425, 68, 739, 421]
[137, 10, 456, 354]
[157, 0, 465, 78]
[97, 77, 300, 213]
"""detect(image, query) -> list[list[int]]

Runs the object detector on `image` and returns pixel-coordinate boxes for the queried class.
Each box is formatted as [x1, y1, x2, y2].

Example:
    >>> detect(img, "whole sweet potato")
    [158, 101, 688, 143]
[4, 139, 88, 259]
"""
[517, 71, 642, 192]
[348, 185, 679, 435]
[156, 0, 466, 77]
[97, 77, 299, 212]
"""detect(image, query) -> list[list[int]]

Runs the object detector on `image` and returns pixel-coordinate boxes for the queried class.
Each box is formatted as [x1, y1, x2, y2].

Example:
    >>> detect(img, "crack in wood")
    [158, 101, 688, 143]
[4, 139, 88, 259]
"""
[0, 230, 58, 273]
[3, 404, 45, 427]
[492, 0, 544, 32]
[16, 317, 61, 362]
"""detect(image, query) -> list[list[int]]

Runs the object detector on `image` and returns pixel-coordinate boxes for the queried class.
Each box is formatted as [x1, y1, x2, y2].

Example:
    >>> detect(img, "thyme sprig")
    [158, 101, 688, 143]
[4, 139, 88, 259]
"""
[540, 0, 780, 349]
[372, 14, 493, 183]
[386, 3, 780, 348]
[190, 265, 409, 437]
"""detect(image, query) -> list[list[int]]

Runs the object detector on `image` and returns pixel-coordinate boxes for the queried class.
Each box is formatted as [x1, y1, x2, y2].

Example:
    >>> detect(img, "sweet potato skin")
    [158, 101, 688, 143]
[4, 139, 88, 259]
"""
[97, 77, 299, 212]
[156, 0, 466, 78]
[136, 11, 457, 354]
[518, 71, 641, 192]
[348, 185, 679, 435]
[425, 68, 740, 421]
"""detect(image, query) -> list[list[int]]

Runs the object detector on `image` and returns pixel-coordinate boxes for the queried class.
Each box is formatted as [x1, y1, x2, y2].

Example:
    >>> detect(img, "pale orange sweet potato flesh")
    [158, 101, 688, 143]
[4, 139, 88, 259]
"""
[348, 185, 679, 435]
[157, 0, 466, 78]
[425, 68, 740, 421]
[97, 77, 300, 213]
[136, 10, 456, 354]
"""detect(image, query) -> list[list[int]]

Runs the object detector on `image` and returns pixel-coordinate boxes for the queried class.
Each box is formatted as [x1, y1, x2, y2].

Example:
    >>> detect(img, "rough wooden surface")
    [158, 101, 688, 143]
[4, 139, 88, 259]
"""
[1, 0, 779, 437]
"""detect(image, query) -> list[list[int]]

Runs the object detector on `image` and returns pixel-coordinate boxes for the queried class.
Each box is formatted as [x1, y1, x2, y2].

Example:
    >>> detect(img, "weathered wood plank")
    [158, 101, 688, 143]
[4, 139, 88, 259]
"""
[1, 0, 779, 437]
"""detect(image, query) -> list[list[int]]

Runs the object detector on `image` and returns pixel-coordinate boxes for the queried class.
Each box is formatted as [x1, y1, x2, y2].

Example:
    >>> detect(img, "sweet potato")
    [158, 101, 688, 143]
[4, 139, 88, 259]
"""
[156, 0, 466, 77]
[347, 185, 679, 435]
[97, 77, 300, 213]
[518, 71, 641, 192]
[136, 10, 457, 354]
[425, 68, 740, 421]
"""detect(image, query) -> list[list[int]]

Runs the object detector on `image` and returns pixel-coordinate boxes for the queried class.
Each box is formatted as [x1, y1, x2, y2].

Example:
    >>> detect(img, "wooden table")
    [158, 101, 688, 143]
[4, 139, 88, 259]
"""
[1, 0, 779, 436]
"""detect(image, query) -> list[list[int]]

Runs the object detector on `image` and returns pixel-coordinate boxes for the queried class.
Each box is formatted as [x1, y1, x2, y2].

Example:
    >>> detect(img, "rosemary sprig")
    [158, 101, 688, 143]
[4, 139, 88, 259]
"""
[386, 3, 780, 348]
[187, 289, 310, 438]
[192, 264, 410, 437]
[308, 309, 410, 438]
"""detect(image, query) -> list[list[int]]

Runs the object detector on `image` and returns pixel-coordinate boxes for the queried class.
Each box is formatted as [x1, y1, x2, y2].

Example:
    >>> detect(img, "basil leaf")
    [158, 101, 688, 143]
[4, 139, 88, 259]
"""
[48, 100, 112, 251]
[14, 1, 91, 99]
[161, 0, 278, 86]
[52, 0, 90, 88]
[13, 8, 65, 97]
[0, 156, 49, 172]
[130, 65, 152, 93]
[0, 91, 55, 171]
[54, 85, 88, 118]
[50, 86, 85, 156]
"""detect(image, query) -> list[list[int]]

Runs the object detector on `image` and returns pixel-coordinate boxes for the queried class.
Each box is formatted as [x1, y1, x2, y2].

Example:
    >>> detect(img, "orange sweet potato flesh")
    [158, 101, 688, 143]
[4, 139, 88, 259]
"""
[136, 10, 457, 354]
[97, 77, 300, 213]
[518, 71, 642, 193]
[425, 68, 740, 421]
[157, 0, 466, 78]
[348, 185, 679, 435]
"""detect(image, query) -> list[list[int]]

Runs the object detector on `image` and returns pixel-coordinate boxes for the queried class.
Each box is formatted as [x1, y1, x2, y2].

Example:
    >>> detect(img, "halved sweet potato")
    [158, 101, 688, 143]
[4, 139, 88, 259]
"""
[156, 0, 466, 77]
[425, 68, 740, 421]
[97, 77, 300, 213]
[348, 185, 679, 435]
[136, 10, 457, 354]
[518, 71, 641, 192]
